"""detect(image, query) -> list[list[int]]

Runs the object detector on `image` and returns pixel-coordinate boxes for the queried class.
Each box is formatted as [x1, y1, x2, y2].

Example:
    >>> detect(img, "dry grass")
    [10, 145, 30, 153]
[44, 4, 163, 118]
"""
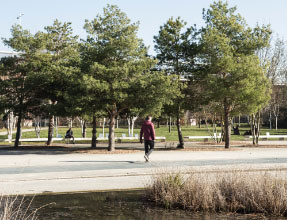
[0, 196, 37, 220]
[0, 195, 50, 220]
[146, 171, 287, 217]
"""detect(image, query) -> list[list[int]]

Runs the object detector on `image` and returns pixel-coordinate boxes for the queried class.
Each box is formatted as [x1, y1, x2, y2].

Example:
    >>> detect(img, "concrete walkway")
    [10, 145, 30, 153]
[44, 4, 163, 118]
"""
[1, 145, 287, 195]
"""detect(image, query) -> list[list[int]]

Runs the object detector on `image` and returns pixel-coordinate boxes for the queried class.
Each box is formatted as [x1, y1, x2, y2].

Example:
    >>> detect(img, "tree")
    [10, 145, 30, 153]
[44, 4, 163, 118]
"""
[83, 5, 179, 151]
[0, 25, 44, 147]
[65, 61, 107, 148]
[199, 1, 271, 148]
[120, 108, 140, 137]
[258, 37, 287, 84]
[258, 37, 287, 130]
[32, 20, 80, 145]
[154, 17, 198, 148]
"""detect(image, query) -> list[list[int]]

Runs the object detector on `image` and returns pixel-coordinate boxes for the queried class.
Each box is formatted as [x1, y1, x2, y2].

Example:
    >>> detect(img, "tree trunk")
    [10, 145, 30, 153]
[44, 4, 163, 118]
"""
[78, 118, 86, 138]
[157, 120, 160, 128]
[91, 115, 97, 148]
[108, 110, 116, 151]
[131, 116, 138, 136]
[83, 121, 86, 138]
[220, 115, 224, 143]
[34, 116, 41, 138]
[127, 117, 131, 135]
[251, 112, 260, 145]
[168, 116, 171, 133]
[116, 118, 119, 129]
[68, 117, 73, 128]
[47, 114, 54, 146]
[176, 114, 184, 149]
[256, 112, 261, 144]
[102, 118, 106, 137]
[275, 116, 278, 130]
[238, 115, 241, 127]
[20, 120, 23, 138]
[212, 114, 216, 132]
[273, 104, 279, 131]
[7, 111, 14, 143]
[55, 117, 58, 138]
[198, 117, 201, 128]
[269, 111, 272, 130]
[224, 103, 230, 149]
[251, 114, 256, 145]
[14, 112, 22, 148]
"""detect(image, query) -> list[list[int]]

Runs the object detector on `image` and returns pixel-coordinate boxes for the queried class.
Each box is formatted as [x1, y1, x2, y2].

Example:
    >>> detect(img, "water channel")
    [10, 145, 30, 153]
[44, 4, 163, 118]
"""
[26, 190, 284, 220]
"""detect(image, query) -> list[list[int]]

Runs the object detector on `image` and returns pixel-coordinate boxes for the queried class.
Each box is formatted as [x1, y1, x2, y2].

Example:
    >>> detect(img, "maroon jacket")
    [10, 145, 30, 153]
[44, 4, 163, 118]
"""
[140, 120, 155, 141]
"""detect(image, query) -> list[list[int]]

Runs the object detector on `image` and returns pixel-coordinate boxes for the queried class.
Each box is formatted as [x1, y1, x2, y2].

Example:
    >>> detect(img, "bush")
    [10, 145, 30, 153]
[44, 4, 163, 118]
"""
[146, 171, 287, 216]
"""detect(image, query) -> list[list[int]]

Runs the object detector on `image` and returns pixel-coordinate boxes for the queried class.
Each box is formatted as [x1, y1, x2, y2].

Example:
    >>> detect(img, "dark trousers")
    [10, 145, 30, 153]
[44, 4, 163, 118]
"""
[144, 140, 154, 155]
[65, 135, 75, 144]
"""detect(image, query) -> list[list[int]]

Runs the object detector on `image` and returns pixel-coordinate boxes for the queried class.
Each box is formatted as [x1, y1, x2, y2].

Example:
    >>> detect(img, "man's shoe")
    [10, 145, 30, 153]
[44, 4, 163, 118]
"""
[144, 154, 149, 162]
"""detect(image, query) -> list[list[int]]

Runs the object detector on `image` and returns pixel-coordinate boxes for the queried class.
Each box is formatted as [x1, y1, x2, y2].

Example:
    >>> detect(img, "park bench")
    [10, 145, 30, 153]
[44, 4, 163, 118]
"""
[184, 133, 222, 142]
[73, 136, 166, 143]
[245, 132, 287, 141]
[117, 136, 166, 143]
[13, 137, 107, 143]
[17, 138, 64, 143]
[7, 134, 166, 144]
[0, 138, 12, 142]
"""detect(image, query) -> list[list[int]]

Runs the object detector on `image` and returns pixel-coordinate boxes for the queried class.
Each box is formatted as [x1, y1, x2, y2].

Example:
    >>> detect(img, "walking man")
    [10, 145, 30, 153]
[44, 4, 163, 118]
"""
[140, 116, 155, 162]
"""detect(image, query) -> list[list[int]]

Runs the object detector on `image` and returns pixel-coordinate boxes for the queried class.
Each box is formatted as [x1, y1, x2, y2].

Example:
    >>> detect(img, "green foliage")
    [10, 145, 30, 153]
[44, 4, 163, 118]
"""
[154, 17, 200, 116]
[0, 25, 44, 118]
[154, 16, 199, 148]
[32, 20, 80, 117]
[198, 1, 272, 148]
[199, 1, 272, 116]
[154, 17, 187, 73]
[0, 3, 275, 150]
[82, 5, 177, 118]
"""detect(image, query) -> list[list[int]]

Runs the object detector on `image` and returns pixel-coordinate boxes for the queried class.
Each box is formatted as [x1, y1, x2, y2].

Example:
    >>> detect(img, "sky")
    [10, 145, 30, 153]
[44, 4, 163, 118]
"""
[1, 0, 287, 54]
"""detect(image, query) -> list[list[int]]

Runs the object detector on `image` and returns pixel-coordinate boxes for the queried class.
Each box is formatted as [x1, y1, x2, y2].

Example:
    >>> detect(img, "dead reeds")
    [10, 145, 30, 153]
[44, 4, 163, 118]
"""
[0, 196, 38, 220]
[146, 171, 287, 217]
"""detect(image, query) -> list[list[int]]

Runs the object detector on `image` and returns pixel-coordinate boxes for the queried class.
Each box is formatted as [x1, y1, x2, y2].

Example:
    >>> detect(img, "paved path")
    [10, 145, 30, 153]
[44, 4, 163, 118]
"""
[1, 146, 287, 195]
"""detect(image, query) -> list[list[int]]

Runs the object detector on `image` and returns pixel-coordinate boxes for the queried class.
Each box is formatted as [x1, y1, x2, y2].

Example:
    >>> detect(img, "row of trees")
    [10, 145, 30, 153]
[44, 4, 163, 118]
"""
[0, 1, 272, 150]
[154, 1, 271, 148]
[259, 37, 287, 130]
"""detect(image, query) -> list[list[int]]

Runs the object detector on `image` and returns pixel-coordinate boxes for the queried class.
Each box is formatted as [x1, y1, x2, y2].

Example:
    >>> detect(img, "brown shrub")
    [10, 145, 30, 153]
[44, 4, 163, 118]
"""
[146, 171, 287, 216]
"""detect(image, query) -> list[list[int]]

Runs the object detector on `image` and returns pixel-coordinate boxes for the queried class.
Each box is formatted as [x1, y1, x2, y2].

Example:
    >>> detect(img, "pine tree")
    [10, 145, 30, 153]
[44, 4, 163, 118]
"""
[83, 5, 178, 151]
[0, 25, 45, 147]
[199, 1, 272, 148]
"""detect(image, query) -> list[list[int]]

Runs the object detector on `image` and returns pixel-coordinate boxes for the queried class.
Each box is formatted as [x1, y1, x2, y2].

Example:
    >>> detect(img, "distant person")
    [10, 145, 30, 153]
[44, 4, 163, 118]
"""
[140, 116, 155, 162]
[244, 130, 252, 136]
[65, 128, 75, 144]
[233, 125, 240, 135]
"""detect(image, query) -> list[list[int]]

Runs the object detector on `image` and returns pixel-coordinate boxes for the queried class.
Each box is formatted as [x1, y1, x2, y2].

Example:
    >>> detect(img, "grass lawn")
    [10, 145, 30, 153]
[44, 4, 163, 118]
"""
[1, 123, 287, 142]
